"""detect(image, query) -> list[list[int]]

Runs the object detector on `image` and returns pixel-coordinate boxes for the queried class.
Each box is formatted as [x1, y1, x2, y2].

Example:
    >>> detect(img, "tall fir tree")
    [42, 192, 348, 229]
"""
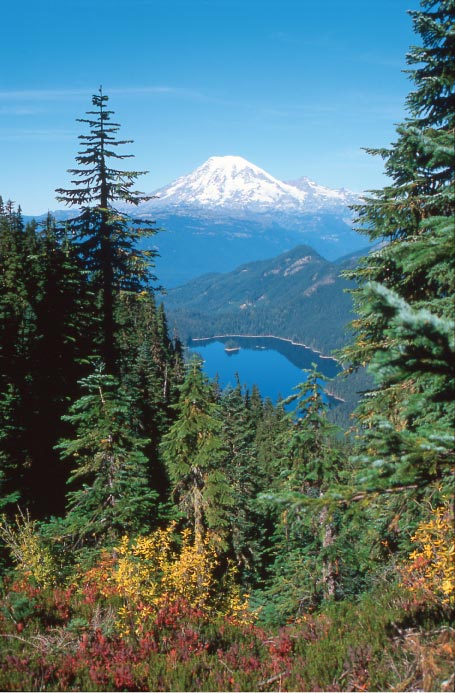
[116, 292, 184, 501]
[259, 371, 346, 619]
[24, 214, 93, 515]
[55, 87, 158, 373]
[220, 380, 265, 586]
[0, 204, 90, 516]
[0, 200, 29, 511]
[57, 368, 158, 549]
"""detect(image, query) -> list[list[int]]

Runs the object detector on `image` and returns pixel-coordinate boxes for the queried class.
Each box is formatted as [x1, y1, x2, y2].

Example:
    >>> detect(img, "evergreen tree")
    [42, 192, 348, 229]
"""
[57, 368, 157, 548]
[0, 385, 22, 513]
[220, 379, 265, 586]
[23, 214, 93, 515]
[55, 87, 158, 373]
[0, 200, 30, 511]
[341, 0, 455, 495]
[0, 200, 105, 518]
[116, 292, 184, 501]
[253, 395, 289, 485]
[160, 357, 233, 549]
[263, 370, 345, 614]
[350, 285, 454, 493]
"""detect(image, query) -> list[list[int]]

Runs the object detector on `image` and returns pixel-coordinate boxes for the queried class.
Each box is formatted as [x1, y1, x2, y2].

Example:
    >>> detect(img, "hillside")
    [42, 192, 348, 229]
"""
[164, 244, 362, 356]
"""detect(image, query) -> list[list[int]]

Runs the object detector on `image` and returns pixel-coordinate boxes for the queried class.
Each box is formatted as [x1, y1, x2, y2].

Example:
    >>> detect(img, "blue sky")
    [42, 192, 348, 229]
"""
[1, 0, 420, 214]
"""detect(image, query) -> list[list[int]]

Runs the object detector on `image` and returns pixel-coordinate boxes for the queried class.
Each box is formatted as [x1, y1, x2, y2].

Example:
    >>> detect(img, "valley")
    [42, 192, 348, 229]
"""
[164, 244, 373, 426]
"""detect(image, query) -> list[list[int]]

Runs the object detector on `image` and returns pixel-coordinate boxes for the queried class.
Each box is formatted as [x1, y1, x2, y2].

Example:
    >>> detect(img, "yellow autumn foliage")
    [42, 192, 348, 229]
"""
[108, 523, 252, 636]
[400, 500, 454, 607]
[0, 509, 58, 589]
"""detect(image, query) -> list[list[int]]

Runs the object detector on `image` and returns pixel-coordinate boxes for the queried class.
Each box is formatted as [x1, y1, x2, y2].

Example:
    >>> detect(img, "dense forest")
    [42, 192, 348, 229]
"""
[0, 1, 454, 690]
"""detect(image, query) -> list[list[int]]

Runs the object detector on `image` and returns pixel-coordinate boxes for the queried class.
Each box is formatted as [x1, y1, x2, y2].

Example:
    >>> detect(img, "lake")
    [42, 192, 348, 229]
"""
[187, 335, 341, 407]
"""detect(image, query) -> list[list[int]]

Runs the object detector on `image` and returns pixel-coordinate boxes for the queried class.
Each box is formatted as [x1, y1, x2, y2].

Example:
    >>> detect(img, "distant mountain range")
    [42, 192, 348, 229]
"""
[27, 155, 370, 288]
[164, 243, 363, 356]
[140, 156, 367, 287]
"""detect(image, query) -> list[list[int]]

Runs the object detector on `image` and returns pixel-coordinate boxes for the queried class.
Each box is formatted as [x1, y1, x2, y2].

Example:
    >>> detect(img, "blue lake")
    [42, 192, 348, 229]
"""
[187, 336, 341, 406]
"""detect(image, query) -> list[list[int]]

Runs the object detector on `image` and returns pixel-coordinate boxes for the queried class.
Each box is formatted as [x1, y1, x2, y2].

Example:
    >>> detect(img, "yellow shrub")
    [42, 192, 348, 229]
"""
[111, 523, 252, 636]
[0, 509, 57, 588]
[400, 500, 454, 607]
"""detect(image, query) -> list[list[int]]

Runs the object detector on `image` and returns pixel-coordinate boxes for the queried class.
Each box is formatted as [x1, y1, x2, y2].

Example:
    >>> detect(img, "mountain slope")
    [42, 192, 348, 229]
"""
[151, 210, 367, 287]
[143, 155, 309, 213]
[164, 244, 361, 355]
[286, 176, 359, 211]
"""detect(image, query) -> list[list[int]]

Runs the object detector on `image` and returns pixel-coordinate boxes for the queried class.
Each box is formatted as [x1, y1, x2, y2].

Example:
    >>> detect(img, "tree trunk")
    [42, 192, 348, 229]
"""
[320, 504, 336, 600]
[100, 211, 115, 373]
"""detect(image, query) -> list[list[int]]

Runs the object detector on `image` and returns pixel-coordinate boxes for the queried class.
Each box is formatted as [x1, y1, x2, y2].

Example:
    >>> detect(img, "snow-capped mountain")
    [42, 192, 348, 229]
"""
[135, 155, 358, 216]
[120, 154, 368, 286]
[286, 176, 359, 211]
[26, 154, 368, 288]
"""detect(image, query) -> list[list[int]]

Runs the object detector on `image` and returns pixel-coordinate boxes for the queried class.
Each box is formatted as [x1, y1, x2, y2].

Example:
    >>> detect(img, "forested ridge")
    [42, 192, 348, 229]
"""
[0, 2, 454, 690]
[164, 244, 359, 355]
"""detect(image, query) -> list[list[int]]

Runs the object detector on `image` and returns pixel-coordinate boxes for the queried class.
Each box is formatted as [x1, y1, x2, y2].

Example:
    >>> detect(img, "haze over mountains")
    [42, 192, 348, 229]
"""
[31, 155, 370, 288]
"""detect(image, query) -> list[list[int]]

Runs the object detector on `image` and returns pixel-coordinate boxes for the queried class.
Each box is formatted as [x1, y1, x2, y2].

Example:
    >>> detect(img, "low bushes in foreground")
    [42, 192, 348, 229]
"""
[1, 572, 454, 692]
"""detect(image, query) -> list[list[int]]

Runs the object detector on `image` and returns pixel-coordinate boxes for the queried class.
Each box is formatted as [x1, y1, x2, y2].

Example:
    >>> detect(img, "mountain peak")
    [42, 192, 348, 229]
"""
[287, 176, 359, 207]
[131, 155, 359, 216]
[204, 154, 257, 169]
[150, 155, 308, 212]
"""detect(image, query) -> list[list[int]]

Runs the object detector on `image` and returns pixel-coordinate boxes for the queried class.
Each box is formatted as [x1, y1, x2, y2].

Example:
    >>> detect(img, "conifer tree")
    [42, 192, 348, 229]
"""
[0, 200, 31, 381]
[160, 357, 233, 549]
[251, 372, 346, 621]
[351, 286, 454, 492]
[0, 385, 22, 513]
[271, 371, 344, 607]
[341, 0, 455, 494]
[0, 203, 38, 512]
[57, 368, 157, 548]
[55, 88, 158, 373]
[23, 214, 94, 515]
[254, 396, 289, 484]
[116, 292, 184, 501]
[220, 380, 264, 585]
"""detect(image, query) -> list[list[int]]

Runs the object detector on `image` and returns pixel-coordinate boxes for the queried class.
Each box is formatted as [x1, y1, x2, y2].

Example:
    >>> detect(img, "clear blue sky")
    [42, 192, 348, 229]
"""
[1, 0, 420, 214]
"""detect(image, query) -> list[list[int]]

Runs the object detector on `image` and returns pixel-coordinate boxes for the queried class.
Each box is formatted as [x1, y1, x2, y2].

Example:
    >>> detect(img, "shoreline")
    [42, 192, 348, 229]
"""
[189, 333, 340, 364]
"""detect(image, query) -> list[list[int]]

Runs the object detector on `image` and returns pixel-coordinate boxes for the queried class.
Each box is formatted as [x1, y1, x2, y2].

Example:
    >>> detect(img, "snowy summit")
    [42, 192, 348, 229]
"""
[286, 176, 359, 210]
[134, 155, 359, 216]
[149, 155, 307, 212]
